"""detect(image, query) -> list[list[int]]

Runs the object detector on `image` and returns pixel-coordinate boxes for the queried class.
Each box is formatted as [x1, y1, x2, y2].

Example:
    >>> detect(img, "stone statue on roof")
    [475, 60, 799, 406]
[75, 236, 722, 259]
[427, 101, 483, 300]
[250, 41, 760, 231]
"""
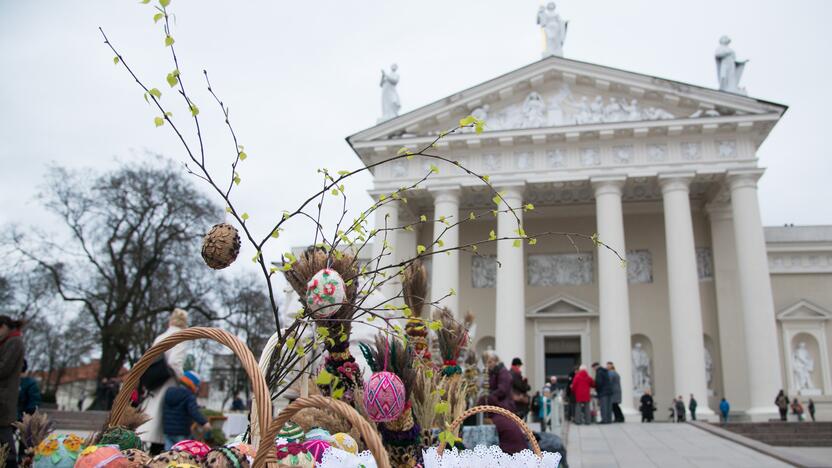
[537, 2, 568, 58]
[715, 36, 748, 94]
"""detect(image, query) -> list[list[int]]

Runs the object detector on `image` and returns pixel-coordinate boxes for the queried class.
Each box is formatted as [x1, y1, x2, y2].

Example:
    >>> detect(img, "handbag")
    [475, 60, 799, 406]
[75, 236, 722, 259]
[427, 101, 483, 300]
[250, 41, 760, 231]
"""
[139, 355, 174, 391]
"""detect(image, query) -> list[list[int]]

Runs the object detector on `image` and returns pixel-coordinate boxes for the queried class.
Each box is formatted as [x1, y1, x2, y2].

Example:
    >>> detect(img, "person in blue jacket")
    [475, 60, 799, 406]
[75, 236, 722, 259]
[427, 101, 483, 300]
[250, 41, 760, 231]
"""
[162, 371, 210, 449]
[719, 397, 730, 425]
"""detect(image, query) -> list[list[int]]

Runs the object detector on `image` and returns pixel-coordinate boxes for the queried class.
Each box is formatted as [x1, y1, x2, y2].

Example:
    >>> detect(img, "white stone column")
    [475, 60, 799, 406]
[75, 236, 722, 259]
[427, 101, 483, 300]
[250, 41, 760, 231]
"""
[659, 173, 714, 415]
[727, 169, 783, 416]
[430, 187, 461, 317]
[372, 196, 400, 302]
[592, 176, 635, 413]
[495, 185, 526, 365]
[706, 203, 751, 410]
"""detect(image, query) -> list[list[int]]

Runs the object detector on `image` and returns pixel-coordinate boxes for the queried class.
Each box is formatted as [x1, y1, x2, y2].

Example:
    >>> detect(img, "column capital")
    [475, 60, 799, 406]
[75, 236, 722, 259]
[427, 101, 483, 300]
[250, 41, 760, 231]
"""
[727, 168, 766, 191]
[591, 175, 627, 197]
[658, 171, 696, 194]
[495, 182, 526, 201]
[428, 184, 462, 204]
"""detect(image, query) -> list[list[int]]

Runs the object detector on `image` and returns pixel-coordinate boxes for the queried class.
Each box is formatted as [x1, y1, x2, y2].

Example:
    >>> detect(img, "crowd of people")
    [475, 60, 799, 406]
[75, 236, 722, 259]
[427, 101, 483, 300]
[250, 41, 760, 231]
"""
[494, 357, 822, 430]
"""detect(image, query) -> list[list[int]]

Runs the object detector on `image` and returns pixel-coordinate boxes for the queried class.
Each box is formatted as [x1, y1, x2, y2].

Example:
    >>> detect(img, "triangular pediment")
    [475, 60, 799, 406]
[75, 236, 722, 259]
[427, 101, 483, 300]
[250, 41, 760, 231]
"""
[526, 294, 597, 317]
[777, 300, 832, 321]
[348, 56, 785, 145]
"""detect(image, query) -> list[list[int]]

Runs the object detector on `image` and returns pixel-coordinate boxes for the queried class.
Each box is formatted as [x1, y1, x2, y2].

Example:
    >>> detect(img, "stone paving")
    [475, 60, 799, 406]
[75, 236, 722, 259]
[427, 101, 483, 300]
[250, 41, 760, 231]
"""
[565, 422, 792, 468]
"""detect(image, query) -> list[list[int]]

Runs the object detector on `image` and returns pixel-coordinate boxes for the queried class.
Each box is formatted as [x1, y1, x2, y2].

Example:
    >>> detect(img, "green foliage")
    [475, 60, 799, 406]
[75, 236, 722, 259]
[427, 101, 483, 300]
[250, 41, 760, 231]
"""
[113, 56, 119, 65]
[154, 116, 164, 127]
[166, 70, 179, 87]
[164, 35, 175, 47]
[153, 12, 164, 23]
[149, 88, 162, 99]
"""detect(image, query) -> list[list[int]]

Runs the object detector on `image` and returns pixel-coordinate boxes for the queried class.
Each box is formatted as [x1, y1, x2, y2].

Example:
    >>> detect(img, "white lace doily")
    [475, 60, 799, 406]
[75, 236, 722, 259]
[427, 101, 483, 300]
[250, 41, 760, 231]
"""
[422, 445, 562, 467]
[318, 446, 379, 468]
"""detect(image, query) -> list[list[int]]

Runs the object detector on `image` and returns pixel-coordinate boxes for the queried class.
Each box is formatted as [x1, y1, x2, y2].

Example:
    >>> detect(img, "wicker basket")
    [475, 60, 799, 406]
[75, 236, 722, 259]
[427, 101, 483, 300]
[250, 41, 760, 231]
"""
[260, 395, 391, 468]
[435, 405, 541, 456]
[106, 327, 277, 466]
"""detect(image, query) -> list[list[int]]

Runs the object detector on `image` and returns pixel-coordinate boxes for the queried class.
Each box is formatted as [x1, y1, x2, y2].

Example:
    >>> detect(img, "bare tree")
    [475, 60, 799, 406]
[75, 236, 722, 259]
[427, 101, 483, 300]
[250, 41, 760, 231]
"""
[210, 273, 273, 408]
[12, 156, 223, 381]
[26, 316, 95, 397]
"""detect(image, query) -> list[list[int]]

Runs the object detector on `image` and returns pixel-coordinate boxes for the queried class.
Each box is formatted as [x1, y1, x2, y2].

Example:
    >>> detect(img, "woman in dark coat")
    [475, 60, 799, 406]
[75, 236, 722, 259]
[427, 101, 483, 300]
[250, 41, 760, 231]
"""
[639, 388, 656, 422]
[484, 352, 527, 454]
[0, 316, 26, 468]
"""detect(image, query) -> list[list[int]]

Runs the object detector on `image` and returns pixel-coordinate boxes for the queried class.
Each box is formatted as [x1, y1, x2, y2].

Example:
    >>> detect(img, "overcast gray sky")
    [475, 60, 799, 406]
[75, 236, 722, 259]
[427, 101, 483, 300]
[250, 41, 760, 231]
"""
[1, 0, 830, 275]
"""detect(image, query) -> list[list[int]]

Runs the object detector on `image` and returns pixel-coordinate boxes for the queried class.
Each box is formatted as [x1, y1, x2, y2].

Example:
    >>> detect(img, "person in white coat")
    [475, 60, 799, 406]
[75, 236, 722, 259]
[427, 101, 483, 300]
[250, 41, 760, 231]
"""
[138, 308, 190, 453]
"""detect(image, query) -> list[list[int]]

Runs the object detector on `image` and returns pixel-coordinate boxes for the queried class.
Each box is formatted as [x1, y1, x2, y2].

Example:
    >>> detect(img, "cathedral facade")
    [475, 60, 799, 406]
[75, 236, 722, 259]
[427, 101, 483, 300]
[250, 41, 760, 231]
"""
[347, 56, 832, 420]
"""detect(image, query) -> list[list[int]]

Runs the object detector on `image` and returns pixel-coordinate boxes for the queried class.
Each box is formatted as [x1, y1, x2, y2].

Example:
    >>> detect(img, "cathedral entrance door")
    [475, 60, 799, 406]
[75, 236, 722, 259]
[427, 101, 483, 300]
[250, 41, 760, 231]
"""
[544, 336, 581, 392]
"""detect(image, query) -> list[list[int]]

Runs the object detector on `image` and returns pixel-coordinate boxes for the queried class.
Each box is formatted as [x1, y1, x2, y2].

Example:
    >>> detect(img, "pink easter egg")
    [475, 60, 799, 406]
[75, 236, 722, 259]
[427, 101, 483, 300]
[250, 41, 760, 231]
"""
[171, 439, 211, 459]
[363, 371, 406, 422]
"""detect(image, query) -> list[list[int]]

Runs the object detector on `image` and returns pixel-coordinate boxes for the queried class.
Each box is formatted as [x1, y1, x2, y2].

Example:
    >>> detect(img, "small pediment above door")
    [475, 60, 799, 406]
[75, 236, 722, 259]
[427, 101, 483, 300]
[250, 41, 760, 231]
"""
[526, 294, 598, 318]
[777, 300, 832, 322]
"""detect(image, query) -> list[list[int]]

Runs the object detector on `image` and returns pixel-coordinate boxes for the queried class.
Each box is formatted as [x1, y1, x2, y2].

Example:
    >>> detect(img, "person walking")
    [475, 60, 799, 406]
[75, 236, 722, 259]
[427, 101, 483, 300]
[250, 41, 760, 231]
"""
[790, 398, 804, 422]
[639, 389, 656, 422]
[719, 397, 730, 425]
[509, 358, 532, 421]
[775, 390, 789, 421]
[688, 394, 698, 421]
[137, 308, 190, 454]
[570, 364, 594, 425]
[484, 352, 527, 454]
[675, 395, 686, 422]
[592, 362, 612, 424]
[0, 316, 26, 468]
[808, 399, 816, 422]
[607, 362, 624, 423]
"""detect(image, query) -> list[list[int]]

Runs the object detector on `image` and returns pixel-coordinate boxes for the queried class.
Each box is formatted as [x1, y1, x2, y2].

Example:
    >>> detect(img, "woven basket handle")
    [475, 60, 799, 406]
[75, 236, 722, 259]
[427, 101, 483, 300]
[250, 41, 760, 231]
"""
[257, 395, 391, 468]
[436, 404, 542, 456]
[106, 327, 276, 466]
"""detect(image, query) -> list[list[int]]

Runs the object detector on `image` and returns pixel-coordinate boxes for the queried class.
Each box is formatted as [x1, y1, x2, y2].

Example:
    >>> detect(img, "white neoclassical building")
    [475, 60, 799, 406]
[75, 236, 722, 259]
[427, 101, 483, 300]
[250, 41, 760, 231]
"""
[346, 56, 832, 420]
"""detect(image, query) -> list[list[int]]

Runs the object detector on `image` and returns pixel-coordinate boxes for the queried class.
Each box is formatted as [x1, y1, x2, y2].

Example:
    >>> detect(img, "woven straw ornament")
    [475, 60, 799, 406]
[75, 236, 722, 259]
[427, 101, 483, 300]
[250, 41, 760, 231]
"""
[201, 223, 241, 269]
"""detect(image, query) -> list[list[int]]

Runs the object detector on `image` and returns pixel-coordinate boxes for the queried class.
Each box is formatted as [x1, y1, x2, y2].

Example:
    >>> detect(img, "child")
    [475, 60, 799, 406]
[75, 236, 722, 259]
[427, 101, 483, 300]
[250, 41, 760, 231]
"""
[162, 371, 210, 449]
[719, 397, 730, 425]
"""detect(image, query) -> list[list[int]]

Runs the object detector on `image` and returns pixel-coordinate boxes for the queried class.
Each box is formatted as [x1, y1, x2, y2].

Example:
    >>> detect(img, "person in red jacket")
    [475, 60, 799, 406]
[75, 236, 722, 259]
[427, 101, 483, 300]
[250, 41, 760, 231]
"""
[570, 364, 594, 425]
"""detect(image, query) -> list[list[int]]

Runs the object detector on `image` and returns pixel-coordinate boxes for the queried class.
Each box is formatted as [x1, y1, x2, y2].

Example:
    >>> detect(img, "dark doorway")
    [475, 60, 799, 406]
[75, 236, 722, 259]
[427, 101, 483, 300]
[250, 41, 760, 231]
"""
[543, 336, 581, 392]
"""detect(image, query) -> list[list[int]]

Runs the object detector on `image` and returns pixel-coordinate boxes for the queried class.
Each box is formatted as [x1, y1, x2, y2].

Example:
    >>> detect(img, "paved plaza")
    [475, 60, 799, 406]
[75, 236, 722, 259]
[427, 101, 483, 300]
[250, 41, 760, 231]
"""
[564, 422, 793, 468]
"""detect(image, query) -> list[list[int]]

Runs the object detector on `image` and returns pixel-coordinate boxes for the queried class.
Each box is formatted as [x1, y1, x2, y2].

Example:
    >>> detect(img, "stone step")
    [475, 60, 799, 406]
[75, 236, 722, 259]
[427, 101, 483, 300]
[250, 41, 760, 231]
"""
[43, 410, 110, 431]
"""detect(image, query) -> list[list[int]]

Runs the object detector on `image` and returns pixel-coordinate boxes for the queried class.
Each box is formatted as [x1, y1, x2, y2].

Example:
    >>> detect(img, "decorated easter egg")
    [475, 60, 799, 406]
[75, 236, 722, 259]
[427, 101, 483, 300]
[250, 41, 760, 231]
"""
[305, 268, 347, 318]
[145, 450, 199, 467]
[74, 445, 129, 468]
[363, 371, 406, 422]
[301, 439, 331, 463]
[171, 439, 211, 459]
[225, 441, 255, 464]
[331, 432, 358, 454]
[201, 223, 241, 270]
[33, 433, 85, 468]
[121, 448, 151, 467]
[202, 446, 251, 468]
[276, 421, 305, 444]
[275, 443, 315, 468]
[304, 427, 333, 443]
[99, 427, 143, 451]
